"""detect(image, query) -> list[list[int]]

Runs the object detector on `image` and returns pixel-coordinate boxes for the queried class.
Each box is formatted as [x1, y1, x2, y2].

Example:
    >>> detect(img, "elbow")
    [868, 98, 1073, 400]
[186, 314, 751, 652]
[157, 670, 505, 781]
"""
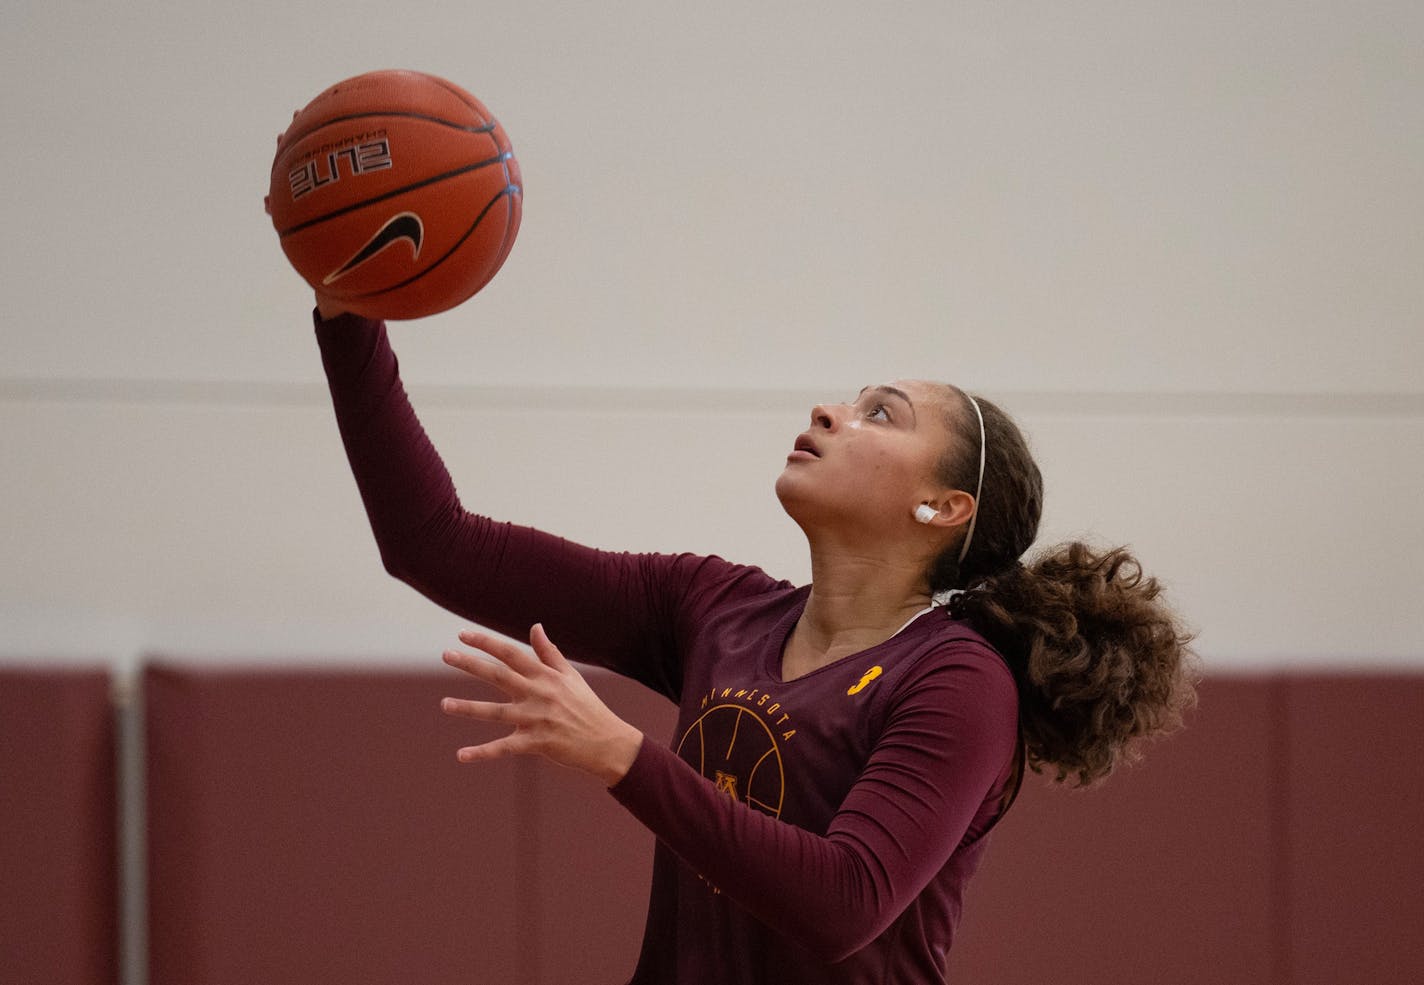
[376, 537, 435, 591]
[798, 923, 881, 965]
[378, 545, 411, 583]
[370, 515, 440, 584]
[375, 529, 462, 606]
[784, 875, 893, 962]
[806, 939, 858, 965]
[370, 502, 465, 588]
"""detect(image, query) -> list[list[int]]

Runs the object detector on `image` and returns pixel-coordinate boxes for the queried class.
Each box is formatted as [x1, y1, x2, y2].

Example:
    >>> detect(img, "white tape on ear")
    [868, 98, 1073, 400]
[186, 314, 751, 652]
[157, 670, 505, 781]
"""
[914, 504, 938, 525]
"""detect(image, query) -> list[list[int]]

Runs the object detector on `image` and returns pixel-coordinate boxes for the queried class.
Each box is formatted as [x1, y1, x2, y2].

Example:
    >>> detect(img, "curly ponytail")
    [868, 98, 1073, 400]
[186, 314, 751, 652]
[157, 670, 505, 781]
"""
[930, 392, 1199, 787]
[949, 545, 1197, 785]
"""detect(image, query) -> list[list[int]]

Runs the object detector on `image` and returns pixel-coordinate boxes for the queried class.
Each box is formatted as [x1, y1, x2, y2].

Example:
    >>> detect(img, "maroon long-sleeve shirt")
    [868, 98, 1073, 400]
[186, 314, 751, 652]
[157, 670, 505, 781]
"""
[315, 312, 1022, 983]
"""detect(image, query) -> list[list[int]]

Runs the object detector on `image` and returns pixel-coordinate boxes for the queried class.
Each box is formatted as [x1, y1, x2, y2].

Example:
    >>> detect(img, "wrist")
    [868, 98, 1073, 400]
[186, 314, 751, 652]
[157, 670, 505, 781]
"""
[314, 293, 349, 321]
[596, 723, 645, 788]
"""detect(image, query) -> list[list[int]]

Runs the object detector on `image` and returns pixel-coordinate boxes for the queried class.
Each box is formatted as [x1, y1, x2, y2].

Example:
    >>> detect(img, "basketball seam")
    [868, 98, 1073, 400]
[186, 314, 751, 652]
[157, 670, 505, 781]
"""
[481, 152, 523, 283]
[424, 76, 492, 126]
[278, 111, 497, 155]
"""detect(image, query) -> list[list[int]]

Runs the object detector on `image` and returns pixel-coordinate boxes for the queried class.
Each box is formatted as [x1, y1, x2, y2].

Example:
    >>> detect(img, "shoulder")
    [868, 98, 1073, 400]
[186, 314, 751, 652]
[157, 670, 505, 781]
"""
[883, 615, 1020, 728]
[848, 616, 1020, 806]
[658, 552, 797, 614]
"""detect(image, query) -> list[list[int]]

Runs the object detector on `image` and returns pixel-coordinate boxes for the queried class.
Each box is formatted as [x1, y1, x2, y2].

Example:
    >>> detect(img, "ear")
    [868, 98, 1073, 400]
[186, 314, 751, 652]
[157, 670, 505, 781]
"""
[921, 490, 976, 530]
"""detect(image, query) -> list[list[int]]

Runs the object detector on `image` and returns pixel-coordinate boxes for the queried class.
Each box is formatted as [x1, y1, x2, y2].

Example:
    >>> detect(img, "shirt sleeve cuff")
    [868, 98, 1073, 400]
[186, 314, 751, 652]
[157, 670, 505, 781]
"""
[607, 734, 672, 805]
[312, 306, 382, 331]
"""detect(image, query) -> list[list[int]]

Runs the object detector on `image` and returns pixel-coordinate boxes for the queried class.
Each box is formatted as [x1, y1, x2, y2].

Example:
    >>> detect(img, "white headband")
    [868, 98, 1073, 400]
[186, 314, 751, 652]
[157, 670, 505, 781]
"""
[958, 394, 986, 565]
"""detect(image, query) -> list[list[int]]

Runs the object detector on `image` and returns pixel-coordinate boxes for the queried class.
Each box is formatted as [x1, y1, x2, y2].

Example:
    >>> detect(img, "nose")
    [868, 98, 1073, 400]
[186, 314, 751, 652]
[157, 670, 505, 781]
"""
[811, 403, 838, 431]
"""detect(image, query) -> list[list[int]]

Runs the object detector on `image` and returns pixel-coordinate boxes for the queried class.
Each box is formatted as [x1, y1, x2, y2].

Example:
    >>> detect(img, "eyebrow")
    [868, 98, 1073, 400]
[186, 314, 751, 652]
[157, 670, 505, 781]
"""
[857, 384, 917, 424]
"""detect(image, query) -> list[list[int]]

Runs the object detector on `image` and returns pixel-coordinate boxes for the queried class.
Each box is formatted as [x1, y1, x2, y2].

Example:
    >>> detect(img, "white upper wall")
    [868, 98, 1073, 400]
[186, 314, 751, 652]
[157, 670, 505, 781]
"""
[1, 1, 1420, 669]
[2, 1, 1419, 391]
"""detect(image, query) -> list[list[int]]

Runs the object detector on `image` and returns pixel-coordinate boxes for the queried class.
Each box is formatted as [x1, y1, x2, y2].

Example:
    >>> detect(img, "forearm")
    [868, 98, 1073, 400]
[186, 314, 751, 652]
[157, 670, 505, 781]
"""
[314, 310, 566, 633]
[611, 739, 892, 961]
[608, 660, 1019, 961]
[315, 309, 462, 579]
[313, 309, 704, 689]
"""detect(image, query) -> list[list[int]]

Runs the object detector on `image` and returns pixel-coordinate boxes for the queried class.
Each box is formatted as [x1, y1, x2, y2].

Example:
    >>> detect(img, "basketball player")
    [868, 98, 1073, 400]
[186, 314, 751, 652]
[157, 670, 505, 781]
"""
[312, 297, 1196, 984]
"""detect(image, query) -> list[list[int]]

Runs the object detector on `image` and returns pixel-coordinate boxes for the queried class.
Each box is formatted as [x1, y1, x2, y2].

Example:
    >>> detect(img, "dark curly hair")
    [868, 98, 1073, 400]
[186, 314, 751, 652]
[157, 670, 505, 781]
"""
[930, 392, 1198, 787]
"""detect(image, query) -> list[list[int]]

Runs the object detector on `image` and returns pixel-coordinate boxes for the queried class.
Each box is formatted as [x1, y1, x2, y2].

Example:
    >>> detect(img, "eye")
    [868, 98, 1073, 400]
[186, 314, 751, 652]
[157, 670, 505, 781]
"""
[865, 402, 891, 422]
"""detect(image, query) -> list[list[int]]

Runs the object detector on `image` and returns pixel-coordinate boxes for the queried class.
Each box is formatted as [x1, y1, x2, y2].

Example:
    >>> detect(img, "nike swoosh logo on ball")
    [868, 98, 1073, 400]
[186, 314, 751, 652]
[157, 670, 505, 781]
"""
[322, 212, 424, 285]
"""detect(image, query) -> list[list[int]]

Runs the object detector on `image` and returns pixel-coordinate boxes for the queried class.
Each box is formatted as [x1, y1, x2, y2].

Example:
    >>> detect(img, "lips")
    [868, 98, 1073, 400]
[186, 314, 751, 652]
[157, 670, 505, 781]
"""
[791, 434, 821, 458]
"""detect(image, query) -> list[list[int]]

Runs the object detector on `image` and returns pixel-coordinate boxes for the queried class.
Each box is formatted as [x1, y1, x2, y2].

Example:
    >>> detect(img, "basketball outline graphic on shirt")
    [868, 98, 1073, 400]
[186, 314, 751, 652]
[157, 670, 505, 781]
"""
[678, 695, 790, 821]
[322, 212, 424, 286]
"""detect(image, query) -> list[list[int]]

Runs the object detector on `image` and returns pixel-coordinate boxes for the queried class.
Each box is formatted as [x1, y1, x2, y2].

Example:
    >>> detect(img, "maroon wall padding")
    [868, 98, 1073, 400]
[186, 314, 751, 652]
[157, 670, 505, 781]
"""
[1284, 674, 1424, 985]
[145, 664, 526, 985]
[948, 676, 1282, 985]
[143, 667, 1424, 983]
[144, 661, 677, 985]
[0, 666, 118, 985]
[527, 671, 677, 984]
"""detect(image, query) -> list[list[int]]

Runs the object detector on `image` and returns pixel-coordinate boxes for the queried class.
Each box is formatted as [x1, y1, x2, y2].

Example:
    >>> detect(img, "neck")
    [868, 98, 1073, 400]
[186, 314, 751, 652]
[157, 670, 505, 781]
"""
[786, 538, 935, 677]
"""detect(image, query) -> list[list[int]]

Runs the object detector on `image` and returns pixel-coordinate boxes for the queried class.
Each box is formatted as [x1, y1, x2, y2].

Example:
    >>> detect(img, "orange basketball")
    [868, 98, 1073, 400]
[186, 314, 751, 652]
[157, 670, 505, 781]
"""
[267, 70, 522, 320]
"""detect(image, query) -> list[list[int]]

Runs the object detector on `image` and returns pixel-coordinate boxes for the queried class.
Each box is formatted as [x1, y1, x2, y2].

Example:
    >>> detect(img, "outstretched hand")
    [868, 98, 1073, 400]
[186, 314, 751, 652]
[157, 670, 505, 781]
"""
[441, 624, 644, 787]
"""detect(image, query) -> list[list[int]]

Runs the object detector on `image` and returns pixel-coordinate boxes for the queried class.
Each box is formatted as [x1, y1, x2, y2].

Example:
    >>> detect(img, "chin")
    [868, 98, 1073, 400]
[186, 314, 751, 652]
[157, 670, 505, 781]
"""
[773, 473, 828, 532]
[773, 471, 805, 519]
